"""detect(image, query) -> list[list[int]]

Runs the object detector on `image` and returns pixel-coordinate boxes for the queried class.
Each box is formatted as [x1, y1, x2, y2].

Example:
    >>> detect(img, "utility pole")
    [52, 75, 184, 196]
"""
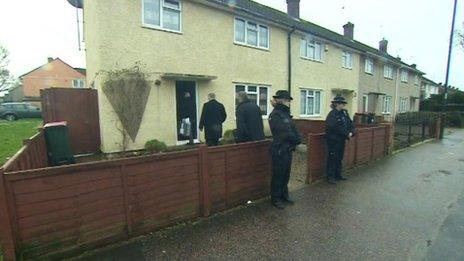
[440, 0, 458, 139]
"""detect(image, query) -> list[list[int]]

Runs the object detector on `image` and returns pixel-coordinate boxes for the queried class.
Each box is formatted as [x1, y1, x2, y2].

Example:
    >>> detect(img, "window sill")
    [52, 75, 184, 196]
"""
[234, 42, 270, 52]
[382, 113, 391, 115]
[384, 77, 393, 80]
[301, 57, 323, 63]
[342, 66, 353, 70]
[142, 24, 183, 35]
[300, 115, 322, 118]
[365, 72, 374, 75]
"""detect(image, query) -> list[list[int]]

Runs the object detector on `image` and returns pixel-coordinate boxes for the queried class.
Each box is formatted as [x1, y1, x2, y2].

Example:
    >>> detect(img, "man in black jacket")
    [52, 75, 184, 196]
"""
[199, 93, 227, 146]
[235, 91, 265, 142]
[269, 90, 302, 209]
[325, 96, 356, 184]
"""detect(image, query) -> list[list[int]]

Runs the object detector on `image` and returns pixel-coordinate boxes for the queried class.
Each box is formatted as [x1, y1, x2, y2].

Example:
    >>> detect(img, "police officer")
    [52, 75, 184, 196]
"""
[325, 96, 356, 184]
[269, 90, 302, 209]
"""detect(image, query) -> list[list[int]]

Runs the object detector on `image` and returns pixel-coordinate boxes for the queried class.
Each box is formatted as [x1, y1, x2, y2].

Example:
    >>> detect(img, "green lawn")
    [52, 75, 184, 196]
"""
[0, 119, 42, 166]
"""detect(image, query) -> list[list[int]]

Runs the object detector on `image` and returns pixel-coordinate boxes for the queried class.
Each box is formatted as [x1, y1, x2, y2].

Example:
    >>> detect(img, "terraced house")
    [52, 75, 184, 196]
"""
[76, 0, 423, 152]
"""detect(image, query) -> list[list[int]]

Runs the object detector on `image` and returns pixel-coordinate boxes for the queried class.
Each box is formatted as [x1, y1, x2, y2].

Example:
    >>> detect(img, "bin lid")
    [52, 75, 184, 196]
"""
[44, 121, 67, 128]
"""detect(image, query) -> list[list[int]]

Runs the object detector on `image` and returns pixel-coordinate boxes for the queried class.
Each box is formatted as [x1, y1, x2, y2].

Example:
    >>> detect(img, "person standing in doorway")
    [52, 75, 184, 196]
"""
[199, 93, 227, 146]
[179, 91, 196, 144]
[235, 91, 265, 142]
[325, 96, 356, 184]
[269, 90, 301, 209]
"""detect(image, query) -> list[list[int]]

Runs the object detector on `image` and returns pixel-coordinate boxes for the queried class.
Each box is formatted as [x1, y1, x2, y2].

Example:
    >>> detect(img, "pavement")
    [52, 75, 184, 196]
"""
[74, 129, 464, 261]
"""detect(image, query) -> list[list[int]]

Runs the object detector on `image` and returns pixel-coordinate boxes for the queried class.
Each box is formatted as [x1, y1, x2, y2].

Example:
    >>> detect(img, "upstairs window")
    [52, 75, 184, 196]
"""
[143, 0, 181, 32]
[234, 18, 269, 49]
[365, 58, 374, 74]
[401, 70, 408, 83]
[384, 64, 393, 79]
[300, 39, 323, 62]
[73, 79, 85, 88]
[414, 75, 419, 85]
[342, 51, 353, 69]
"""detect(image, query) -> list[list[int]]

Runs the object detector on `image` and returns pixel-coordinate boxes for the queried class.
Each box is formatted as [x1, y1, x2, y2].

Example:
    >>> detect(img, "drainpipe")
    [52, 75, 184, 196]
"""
[393, 66, 402, 119]
[287, 27, 295, 104]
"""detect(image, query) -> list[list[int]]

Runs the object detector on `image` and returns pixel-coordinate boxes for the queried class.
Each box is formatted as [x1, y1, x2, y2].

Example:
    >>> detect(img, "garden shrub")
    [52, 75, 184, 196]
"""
[145, 139, 167, 153]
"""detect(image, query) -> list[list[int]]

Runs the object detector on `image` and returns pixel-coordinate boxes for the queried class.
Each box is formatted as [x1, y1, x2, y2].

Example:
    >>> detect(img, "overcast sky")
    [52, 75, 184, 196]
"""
[0, 0, 462, 88]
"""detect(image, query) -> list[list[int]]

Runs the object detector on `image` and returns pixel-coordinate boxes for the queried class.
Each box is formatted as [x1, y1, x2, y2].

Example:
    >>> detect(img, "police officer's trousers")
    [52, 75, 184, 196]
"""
[271, 147, 293, 201]
[326, 138, 346, 180]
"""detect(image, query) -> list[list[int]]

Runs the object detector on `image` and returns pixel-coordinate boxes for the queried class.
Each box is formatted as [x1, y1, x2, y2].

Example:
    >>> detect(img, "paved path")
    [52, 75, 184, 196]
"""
[75, 129, 464, 261]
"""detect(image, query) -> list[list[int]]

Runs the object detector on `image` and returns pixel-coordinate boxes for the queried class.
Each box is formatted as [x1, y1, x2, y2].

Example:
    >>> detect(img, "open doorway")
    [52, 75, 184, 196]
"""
[175, 81, 198, 143]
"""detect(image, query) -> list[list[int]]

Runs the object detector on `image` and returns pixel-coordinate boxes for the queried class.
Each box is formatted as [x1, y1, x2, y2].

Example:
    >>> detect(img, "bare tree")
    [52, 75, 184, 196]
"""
[458, 25, 464, 49]
[0, 45, 13, 92]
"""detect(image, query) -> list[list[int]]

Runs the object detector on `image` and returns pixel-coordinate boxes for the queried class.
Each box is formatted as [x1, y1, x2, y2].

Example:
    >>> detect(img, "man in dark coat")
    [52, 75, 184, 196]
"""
[235, 91, 265, 142]
[199, 93, 227, 146]
[269, 90, 301, 209]
[325, 96, 356, 184]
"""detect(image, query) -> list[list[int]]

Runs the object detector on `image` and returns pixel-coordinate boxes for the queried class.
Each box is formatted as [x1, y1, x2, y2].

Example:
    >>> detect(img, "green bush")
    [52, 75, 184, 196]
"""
[446, 112, 464, 128]
[219, 129, 236, 145]
[144, 139, 167, 153]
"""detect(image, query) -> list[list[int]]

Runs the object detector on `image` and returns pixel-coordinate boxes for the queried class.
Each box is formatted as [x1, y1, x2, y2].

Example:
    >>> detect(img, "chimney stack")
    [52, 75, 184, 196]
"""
[343, 22, 354, 39]
[379, 39, 388, 53]
[287, 0, 300, 19]
[411, 64, 417, 69]
[47, 57, 54, 63]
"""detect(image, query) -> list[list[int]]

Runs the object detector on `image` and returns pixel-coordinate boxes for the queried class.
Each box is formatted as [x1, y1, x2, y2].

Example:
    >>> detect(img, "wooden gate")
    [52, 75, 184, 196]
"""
[41, 88, 100, 154]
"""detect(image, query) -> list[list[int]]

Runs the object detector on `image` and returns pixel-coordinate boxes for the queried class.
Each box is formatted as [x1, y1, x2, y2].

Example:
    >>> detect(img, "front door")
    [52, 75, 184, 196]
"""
[175, 81, 198, 143]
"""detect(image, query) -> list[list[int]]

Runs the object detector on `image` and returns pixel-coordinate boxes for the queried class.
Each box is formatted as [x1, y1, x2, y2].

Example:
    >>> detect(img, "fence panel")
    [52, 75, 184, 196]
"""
[372, 127, 387, 160]
[224, 142, 271, 209]
[343, 137, 356, 169]
[127, 151, 200, 236]
[307, 134, 327, 183]
[41, 88, 100, 155]
[4, 130, 48, 173]
[355, 129, 374, 165]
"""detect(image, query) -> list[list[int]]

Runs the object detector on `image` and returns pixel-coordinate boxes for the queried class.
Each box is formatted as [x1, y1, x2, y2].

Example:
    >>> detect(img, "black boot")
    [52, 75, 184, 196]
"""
[272, 199, 286, 209]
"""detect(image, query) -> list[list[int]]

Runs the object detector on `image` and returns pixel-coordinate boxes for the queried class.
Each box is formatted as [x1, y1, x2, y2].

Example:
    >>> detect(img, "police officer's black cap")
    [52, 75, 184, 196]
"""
[273, 90, 293, 100]
[331, 96, 348, 104]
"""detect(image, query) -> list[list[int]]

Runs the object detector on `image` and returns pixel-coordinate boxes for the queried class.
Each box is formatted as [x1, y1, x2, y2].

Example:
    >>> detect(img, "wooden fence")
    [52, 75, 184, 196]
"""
[307, 125, 391, 183]
[3, 130, 48, 173]
[41, 88, 100, 155]
[0, 141, 271, 260]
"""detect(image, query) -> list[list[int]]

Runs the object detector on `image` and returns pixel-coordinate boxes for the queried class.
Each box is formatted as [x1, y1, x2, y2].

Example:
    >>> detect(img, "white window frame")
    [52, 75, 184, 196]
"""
[362, 94, 369, 112]
[414, 75, 419, 85]
[72, 79, 85, 88]
[234, 17, 269, 50]
[234, 84, 270, 118]
[409, 98, 416, 111]
[382, 96, 392, 114]
[300, 38, 323, 62]
[300, 89, 322, 117]
[142, 0, 182, 33]
[401, 69, 408, 83]
[365, 58, 374, 74]
[384, 64, 393, 79]
[399, 97, 408, 112]
[342, 51, 353, 69]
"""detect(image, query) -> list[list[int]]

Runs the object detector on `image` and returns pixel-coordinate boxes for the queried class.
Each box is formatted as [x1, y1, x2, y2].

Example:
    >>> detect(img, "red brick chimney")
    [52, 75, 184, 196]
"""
[287, 0, 300, 18]
[379, 39, 388, 53]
